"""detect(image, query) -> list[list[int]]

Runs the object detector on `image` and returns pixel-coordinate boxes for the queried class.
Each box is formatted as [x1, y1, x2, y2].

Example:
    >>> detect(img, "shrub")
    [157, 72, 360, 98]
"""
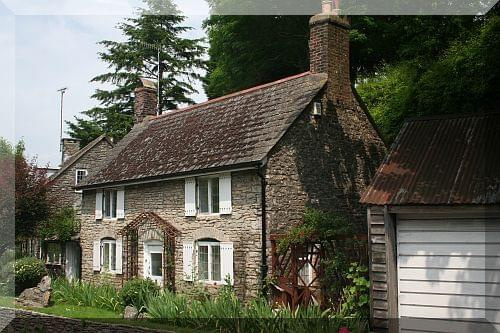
[52, 278, 122, 312]
[119, 278, 160, 311]
[14, 257, 46, 294]
[339, 263, 370, 319]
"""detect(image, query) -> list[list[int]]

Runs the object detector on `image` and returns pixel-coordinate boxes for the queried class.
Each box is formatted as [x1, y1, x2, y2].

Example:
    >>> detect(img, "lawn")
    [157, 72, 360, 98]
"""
[22, 302, 202, 333]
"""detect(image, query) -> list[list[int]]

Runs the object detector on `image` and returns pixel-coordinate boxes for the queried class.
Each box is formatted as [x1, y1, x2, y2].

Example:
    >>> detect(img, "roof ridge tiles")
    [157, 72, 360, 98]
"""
[152, 71, 316, 121]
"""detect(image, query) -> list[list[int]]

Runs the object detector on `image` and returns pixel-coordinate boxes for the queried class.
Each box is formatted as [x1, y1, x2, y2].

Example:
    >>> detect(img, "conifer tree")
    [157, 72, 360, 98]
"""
[68, 0, 205, 146]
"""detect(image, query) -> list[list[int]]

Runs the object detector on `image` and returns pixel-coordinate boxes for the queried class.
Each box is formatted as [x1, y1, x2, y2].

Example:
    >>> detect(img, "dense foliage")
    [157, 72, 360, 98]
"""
[14, 141, 53, 240]
[203, 11, 499, 142]
[52, 278, 122, 312]
[146, 287, 366, 332]
[38, 207, 79, 242]
[339, 263, 370, 319]
[67, 0, 205, 146]
[119, 278, 160, 311]
[276, 208, 368, 313]
[358, 13, 500, 141]
[14, 257, 47, 294]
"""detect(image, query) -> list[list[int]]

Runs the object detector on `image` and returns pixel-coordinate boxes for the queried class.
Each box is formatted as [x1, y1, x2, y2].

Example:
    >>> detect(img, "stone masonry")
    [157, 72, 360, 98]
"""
[48, 138, 113, 213]
[80, 170, 262, 301]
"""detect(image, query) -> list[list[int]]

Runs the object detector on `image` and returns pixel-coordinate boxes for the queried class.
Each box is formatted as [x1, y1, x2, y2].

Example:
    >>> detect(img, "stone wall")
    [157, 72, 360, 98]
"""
[264, 14, 386, 243]
[0, 307, 166, 333]
[80, 170, 262, 301]
[48, 139, 113, 214]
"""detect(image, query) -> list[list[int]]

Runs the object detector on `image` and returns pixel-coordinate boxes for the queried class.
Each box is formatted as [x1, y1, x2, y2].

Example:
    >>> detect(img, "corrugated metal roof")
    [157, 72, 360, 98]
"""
[360, 113, 500, 205]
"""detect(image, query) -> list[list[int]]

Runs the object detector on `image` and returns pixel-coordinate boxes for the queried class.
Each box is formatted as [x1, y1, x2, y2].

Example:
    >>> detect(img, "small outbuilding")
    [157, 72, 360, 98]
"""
[361, 113, 500, 332]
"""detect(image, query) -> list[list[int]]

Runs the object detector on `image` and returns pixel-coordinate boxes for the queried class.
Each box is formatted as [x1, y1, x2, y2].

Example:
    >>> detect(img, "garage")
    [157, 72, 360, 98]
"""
[397, 213, 500, 332]
[360, 114, 500, 332]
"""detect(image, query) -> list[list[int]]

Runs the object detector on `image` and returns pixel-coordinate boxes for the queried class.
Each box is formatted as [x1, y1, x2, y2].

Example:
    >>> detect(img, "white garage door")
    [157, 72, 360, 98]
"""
[397, 216, 500, 333]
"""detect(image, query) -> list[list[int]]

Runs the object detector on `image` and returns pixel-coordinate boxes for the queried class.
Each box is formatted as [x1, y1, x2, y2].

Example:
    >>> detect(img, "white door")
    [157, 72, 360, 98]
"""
[143, 240, 163, 286]
[397, 215, 500, 332]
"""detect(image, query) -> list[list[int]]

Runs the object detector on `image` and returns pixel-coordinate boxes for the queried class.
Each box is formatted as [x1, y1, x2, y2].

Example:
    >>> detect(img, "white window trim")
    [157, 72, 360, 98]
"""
[196, 241, 222, 284]
[102, 189, 118, 220]
[196, 176, 220, 216]
[75, 169, 88, 193]
[100, 239, 118, 273]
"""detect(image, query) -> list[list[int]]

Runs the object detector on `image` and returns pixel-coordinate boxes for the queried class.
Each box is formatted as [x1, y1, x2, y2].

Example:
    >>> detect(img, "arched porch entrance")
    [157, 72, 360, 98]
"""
[118, 212, 180, 291]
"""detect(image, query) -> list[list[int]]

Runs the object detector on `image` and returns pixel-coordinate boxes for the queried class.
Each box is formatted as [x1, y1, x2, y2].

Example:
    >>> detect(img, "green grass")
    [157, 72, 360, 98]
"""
[24, 302, 201, 333]
[0, 296, 15, 308]
[29, 303, 121, 319]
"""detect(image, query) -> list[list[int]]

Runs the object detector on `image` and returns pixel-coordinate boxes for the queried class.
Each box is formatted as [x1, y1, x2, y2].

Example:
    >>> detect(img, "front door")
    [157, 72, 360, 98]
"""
[144, 240, 163, 286]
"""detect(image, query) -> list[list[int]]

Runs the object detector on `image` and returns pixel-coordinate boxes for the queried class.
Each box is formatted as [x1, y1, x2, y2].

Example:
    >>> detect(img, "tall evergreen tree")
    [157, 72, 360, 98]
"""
[68, 0, 205, 146]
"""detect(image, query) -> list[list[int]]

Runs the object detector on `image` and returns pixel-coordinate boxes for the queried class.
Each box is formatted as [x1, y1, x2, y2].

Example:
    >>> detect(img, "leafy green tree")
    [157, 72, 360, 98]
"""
[14, 141, 53, 240]
[358, 14, 500, 142]
[203, 14, 477, 98]
[68, 0, 205, 147]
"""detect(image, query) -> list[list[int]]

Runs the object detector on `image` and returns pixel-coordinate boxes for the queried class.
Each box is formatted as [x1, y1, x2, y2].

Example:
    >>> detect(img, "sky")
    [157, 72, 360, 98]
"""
[0, 0, 209, 168]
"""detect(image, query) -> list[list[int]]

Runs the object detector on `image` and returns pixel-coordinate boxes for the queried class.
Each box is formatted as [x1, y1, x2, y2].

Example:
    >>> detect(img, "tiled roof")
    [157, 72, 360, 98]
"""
[79, 72, 327, 187]
[51, 135, 113, 180]
[360, 113, 500, 205]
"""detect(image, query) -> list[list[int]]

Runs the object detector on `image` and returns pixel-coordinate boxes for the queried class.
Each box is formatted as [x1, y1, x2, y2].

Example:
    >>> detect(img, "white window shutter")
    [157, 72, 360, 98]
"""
[95, 190, 103, 220]
[184, 178, 196, 216]
[115, 239, 123, 274]
[219, 173, 232, 214]
[183, 242, 194, 281]
[220, 242, 234, 285]
[116, 189, 125, 219]
[92, 240, 101, 271]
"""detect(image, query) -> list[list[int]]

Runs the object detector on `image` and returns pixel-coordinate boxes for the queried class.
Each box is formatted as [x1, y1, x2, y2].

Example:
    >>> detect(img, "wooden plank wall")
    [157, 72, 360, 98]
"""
[367, 206, 389, 331]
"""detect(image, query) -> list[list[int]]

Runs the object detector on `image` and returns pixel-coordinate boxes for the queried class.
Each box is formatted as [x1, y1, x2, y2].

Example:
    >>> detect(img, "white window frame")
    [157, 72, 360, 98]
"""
[75, 169, 88, 193]
[196, 241, 222, 283]
[102, 189, 118, 220]
[100, 238, 117, 273]
[196, 176, 220, 215]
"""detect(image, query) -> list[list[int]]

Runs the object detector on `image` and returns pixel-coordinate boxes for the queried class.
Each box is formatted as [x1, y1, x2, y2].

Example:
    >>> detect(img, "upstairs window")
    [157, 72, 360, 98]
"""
[197, 177, 219, 214]
[103, 189, 117, 219]
[75, 169, 88, 193]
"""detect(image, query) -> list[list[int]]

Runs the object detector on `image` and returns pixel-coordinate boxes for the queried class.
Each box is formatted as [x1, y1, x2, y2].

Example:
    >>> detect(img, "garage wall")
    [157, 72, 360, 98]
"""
[397, 212, 500, 333]
[367, 206, 500, 333]
[367, 206, 389, 330]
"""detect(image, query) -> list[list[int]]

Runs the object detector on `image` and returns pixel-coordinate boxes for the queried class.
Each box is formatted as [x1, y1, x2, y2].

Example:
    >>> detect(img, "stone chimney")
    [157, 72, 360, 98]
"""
[309, 0, 352, 106]
[61, 138, 81, 164]
[134, 78, 157, 124]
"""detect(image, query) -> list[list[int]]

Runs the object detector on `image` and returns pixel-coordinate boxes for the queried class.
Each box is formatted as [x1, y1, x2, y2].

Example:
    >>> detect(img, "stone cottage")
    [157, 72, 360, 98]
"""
[44, 135, 113, 279]
[76, 3, 386, 300]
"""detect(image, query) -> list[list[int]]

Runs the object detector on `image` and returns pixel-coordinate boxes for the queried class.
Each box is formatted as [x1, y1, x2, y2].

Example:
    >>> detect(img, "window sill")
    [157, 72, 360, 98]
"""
[195, 213, 222, 221]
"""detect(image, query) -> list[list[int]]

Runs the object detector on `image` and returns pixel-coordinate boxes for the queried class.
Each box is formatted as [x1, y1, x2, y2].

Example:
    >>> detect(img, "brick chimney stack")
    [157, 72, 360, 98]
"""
[134, 78, 157, 124]
[309, 0, 352, 106]
[61, 138, 81, 164]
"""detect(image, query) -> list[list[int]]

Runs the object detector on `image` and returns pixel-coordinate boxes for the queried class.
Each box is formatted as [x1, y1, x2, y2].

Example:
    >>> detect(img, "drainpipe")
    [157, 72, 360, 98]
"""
[257, 165, 268, 296]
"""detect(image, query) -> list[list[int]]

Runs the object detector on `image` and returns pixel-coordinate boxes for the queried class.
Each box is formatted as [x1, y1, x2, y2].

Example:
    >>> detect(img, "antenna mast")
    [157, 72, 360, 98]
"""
[140, 41, 163, 115]
[57, 87, 68, 151]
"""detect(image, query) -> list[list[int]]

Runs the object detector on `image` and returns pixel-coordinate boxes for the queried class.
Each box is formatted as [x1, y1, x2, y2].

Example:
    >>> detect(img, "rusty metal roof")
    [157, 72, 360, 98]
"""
[79, 72, 327, 188]
[360, 113, 500, 205]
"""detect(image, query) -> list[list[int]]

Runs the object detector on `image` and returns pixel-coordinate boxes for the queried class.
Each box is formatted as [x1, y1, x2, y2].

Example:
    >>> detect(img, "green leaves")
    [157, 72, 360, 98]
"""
[39, 207, 78, 242]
